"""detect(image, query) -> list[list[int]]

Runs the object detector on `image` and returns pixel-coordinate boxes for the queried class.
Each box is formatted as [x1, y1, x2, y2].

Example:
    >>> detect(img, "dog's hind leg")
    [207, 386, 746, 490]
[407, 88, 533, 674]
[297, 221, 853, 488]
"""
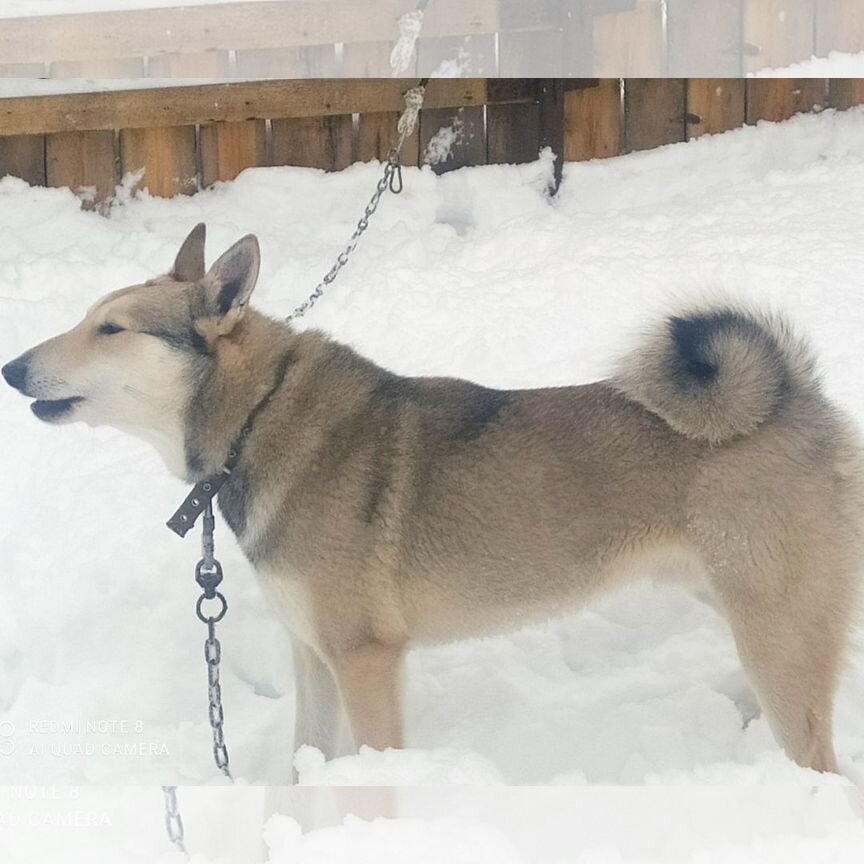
[291, 638, 350, 778]
[718, 578, 849, 774]
[330, 641, 406, 751]
[691, 588, 762, 727]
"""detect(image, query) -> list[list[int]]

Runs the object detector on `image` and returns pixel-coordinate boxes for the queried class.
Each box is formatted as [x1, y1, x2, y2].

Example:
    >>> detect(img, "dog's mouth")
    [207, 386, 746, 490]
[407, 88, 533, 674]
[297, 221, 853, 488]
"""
[31, 396, 85, 422]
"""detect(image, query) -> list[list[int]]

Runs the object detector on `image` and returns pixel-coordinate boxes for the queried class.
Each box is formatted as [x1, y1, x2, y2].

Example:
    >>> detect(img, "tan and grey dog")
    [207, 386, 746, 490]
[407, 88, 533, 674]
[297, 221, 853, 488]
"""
[4, 224, 863, 775]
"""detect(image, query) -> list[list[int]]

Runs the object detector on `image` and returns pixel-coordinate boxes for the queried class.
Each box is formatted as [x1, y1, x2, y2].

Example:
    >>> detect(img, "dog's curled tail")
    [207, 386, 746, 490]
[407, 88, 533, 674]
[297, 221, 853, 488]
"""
[613, 307, 819, 444]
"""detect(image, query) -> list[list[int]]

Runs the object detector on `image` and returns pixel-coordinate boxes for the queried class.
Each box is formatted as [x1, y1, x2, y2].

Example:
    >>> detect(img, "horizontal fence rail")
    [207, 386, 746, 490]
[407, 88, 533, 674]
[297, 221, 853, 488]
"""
[0, 0, 862, 78]
[0, 78, 862, 201]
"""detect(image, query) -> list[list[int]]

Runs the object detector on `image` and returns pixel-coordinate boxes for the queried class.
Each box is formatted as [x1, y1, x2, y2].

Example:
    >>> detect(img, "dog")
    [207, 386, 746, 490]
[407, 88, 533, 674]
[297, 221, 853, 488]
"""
[4, 224, 862, 776]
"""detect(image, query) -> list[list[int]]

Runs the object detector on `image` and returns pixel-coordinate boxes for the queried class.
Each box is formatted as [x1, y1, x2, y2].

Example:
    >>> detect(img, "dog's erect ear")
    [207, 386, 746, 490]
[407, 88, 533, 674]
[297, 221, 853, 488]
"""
[172, 223, 207, 282]
[197, 234, 260, 337]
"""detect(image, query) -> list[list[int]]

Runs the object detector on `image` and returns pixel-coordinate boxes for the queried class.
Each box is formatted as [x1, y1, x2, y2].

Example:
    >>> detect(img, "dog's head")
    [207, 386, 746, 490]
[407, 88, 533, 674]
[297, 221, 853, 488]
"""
[2, 224, 260, 475]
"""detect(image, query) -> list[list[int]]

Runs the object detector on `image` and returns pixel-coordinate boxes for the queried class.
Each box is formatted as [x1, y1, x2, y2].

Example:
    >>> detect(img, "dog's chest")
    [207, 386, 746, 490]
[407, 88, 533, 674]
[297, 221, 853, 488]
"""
[254, 565, 319, 648]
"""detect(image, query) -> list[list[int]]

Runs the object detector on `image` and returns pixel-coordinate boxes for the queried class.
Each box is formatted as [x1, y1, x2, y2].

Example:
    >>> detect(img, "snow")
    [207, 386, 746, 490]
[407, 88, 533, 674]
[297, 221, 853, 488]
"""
[1, 107, 864, 793]
[751, 50, 864, 77]
[1, 785, 863, 862]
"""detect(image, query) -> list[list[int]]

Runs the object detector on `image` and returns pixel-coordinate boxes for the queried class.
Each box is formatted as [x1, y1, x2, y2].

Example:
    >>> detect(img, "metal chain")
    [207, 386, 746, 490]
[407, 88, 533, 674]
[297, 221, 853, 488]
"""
[286, 83, 427, 322]
[195, 501, 231, 779]
[161, 786, 188, 857]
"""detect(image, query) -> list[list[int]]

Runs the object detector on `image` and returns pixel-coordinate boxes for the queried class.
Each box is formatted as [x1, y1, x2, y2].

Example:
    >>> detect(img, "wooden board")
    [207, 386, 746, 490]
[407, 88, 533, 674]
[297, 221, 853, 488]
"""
[200, 121, 266, 186]
[0, 0, 499, 66]
[538, 79, 565, 191]
[416, 34, 496, 77]
[342, 41, 398, 77]
[356, 112, 420, 166]
[486, 79, 537, 105]
[49, 57, 145, 79]
[623, 79, 686, 153]
[743, 0, 816, 72]
[497, 29, 564, 76]
[271, 115, 354, 171]
[0, 79, 487, 137]
[827, 79, 864, 111]
[686, 79, 746, 139]
[234, 45, 338, 78]
[0, 62, 45, 77]
[120, 126, 197, 197]
[0, 135, 45, 186]
[147, 50, 230, 77]
[420, 106, 486, 173]
[745, 79, 826, 124]
[593, 0, 665, 76]
[666, 0, 742, 76]
[487, 102, 541, 165]
[816, 0, 864, 55]
[497, 0, 559, 31]
[564, 78, 622, 161]
[45, 130, 118, 203]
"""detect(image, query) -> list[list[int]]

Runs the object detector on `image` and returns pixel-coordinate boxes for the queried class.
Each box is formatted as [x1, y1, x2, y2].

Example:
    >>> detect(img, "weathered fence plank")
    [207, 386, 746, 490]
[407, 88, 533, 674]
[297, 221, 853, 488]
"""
[0, 79, 487, 138]
[420, 106, 486, 172]
[356, 112, 421, 166]
[816, 0, 864, 55]
[623, 79, 686, 152]
[564, 78, 621, 161]
[686, 79, 746, 139]
[342, 41, 399, 77]
[0, 135, 46, 186]
[666, 0, 741, 76]
[120, 126, 198, 197]
[46, 131, 118, 202]
[538, 79, 566, 189]
[743, 0, 816, 73]
[49, 57, 145, 79]
[417, 34, 496, 77]
[745, 79, 826, 124]
[147, 50, 231, 78]
[487, 102, 541, 165]
[271, 115, 354, 171]
[827, 79, 864, 110]
[593, 0, 665, 76]
[200, 121, 267, 186]
[235, 45, 339, 78]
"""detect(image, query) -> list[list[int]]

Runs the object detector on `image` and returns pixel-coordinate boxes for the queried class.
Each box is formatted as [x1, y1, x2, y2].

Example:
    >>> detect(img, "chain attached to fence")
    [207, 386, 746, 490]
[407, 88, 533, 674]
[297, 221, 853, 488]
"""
[286, 79, 428, 322]
[161, 786, 188, 857]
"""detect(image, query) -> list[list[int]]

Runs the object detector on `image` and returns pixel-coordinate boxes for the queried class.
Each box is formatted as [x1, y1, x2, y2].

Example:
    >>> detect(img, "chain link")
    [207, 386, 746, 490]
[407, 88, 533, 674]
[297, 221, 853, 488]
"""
[161, 786, 187, 856]
[286, 84, 426, 322]
[195, 502, 232, 779]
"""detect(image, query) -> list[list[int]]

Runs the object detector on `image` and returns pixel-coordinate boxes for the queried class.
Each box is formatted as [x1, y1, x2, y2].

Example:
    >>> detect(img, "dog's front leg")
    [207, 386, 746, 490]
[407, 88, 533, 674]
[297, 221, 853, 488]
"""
[291, 637, 350, 780]
[330, 641, 406, 751]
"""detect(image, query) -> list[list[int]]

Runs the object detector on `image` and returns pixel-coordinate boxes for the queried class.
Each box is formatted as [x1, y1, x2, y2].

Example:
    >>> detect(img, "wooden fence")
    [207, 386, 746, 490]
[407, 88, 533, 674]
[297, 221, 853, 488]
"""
[1, 78, 864, 202]
[1, 0, 863, 79]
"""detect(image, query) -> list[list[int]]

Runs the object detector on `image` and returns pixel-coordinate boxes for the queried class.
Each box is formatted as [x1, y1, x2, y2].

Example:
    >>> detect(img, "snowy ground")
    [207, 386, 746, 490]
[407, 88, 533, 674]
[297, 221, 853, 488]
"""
[1, 107, 864, 789]
[0, 785, 863, 863]
[750, 50, 864, 77]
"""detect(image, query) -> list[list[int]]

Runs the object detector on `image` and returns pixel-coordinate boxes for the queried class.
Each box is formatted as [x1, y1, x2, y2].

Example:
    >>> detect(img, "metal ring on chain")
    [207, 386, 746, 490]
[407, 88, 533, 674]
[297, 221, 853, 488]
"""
[196, 591, 228, 624]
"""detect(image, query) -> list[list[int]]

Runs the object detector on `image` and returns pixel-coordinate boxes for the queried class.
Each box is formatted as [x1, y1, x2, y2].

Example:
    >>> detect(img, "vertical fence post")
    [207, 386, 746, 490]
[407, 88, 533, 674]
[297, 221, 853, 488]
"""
[538, 79, 566, 194]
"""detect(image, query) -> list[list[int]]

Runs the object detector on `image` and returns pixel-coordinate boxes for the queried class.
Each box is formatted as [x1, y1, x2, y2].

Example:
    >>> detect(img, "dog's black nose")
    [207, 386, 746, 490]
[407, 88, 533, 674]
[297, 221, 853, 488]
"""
[1, 359, 27, 391]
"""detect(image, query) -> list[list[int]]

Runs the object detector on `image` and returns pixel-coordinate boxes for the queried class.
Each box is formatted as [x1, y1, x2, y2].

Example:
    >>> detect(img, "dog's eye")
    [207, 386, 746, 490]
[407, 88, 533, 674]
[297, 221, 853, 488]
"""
[98, 323, 125, 336]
